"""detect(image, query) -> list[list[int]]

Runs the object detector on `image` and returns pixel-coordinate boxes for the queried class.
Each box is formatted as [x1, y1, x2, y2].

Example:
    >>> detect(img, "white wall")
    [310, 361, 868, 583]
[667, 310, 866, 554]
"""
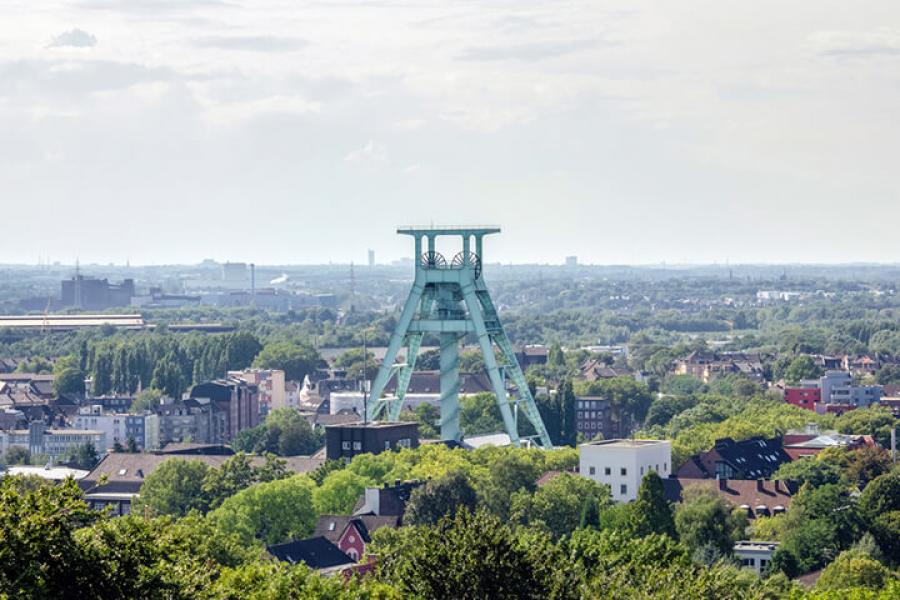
[579, 440, 672, 502]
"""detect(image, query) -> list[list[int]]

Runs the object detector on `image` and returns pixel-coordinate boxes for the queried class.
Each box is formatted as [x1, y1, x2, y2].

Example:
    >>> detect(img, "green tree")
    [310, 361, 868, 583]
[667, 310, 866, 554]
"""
[628, 471, 677, 538]
[253, 342, 321, 382]
[4, 446, 31, 465]
[372, 509, 581, 600]
[313, 469, 371, 514]
[404, 471, 478, 527]
[130, 388, 162, 413]
[773, 456, 843, 488]
[816, 549, 896, 591]
[510, 472, 610, 539]
[674, 485, 746, 557]
[65, 442, 99, 470]
[834, 406, 898, 447]
[783, 355, 822, 384]
[134, 459, 211, 517]
[859, 471, 900, 562]
[52, 354, 85, 396]
[208, 475, 317, 545]
[200, 453, 288, 510]
[150, 352, 188, 399]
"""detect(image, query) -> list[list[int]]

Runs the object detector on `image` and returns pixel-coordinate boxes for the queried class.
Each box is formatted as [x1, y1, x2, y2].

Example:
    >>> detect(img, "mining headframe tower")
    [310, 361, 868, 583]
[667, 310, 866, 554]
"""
[365, 226, 553, 448]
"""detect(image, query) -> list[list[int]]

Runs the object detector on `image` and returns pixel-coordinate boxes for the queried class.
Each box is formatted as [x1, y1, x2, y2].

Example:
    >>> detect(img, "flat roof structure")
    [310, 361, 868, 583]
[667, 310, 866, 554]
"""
[0, 314, 144, 330]
[582, 439, 668, 448]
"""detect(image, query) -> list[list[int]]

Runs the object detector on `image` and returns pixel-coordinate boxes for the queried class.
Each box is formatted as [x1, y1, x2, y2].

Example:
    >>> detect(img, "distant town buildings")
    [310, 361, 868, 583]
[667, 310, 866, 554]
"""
[579, 439, 672, 502]
[734, 541, 779, 574]
[785, 370, 882, 414]
[228, 369, 286, 413]
[575, 396, 616, 440]
[61, 275, 135, 310]
[673, 352, 765, 384]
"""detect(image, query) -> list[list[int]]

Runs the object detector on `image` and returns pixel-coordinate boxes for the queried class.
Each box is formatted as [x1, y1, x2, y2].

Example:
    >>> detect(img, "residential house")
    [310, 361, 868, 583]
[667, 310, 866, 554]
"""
[676, 437, 791, 480]
[314, 515, 400, 561]
[734, 541, 779, 575]
[267, 537, 356, 573]
[78, 449, 323, 515]
[325, 422, 418, 462]
[663, 477, 797, 519]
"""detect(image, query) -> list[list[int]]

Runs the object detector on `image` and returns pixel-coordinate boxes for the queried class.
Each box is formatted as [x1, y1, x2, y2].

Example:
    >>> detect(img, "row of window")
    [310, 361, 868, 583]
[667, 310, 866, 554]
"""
[577, 400, 605, 409]
[577, 411, 604, 420]
[577, 421, 604, 431]
[587, 463, 667, 477]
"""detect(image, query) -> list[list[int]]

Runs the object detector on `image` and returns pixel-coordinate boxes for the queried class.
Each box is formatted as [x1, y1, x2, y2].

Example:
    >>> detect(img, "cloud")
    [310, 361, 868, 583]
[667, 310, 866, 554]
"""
[458, 39, 599, 62]
[192, 35, 307, 52]
[0, 59, 174, 95]
[810, 29, 900, 59]
[48, 28, 98, 48]
[344, 140, 388, 167]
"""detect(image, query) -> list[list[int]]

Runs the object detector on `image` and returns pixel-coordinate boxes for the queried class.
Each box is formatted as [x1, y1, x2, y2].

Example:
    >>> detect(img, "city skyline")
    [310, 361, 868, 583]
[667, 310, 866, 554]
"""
[2, 1, 899, 265]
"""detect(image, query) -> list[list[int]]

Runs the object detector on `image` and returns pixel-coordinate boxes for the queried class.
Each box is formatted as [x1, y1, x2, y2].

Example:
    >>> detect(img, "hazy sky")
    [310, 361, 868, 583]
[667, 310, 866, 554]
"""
[2, 1, 899, 266]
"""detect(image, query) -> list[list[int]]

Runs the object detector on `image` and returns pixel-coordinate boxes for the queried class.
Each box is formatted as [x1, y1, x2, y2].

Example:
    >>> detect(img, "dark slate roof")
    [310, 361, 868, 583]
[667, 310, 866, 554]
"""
[267, 536, 355, 569]
[313, 515, 400, 544]
[677, 437, 791, 480]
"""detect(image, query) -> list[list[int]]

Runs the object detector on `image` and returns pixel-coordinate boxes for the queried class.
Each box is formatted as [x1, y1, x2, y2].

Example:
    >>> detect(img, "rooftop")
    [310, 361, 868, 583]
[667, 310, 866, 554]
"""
[583, 439, 668, 448]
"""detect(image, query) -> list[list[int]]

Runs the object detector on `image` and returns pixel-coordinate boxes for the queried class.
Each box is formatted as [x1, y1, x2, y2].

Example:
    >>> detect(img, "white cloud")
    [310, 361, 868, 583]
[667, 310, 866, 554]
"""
[48, 28, 98, 48]
[344, 140, 389, 167]
[809, 28, 900, 58]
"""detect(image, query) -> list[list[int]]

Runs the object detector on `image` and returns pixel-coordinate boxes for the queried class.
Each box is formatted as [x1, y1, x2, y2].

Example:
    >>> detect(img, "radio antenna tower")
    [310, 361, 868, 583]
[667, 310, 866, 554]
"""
[365, 226, 553, 448]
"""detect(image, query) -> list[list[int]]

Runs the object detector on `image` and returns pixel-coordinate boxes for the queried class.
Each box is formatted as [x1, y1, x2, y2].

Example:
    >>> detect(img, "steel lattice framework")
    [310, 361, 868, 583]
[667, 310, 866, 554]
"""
[365, 227, 553, 448]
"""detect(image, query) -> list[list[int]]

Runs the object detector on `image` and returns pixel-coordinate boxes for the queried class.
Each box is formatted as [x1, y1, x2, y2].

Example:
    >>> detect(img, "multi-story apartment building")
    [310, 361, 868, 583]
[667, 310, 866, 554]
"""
[73, 406, 146, 450]
[0, 421, 105, 460]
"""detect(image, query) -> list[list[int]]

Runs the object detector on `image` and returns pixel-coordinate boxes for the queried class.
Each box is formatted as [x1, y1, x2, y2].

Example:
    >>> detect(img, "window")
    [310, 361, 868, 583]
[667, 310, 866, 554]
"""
[385, 441, 391, 450]
[589, 466, 596, 475]
[620, 467, 627, 476]
[352, 441, 362, 450]
[664, 462, 667, 471]
[604, 467, 611, 476]
[640, 466, 644, 475]
[620, 484, 627, 495]
[656, 464, 659, 472]
[398, 438, 412, 448]
[342, 441, 351, 450]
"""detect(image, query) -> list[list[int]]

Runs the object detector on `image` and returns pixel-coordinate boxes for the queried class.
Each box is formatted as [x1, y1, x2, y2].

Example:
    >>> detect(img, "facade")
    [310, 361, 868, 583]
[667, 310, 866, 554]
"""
[734, 541, 778, 575]
[575, 396, 616, 440]
[325, 422, 419, 462]
[0, 422, 105, 459]
[673, 351, 764, 383]
[579, 439, 672, 502]
[61, 276, 135, 310]
[73, 408, 146, 451]
[190, 378, 259, 440]
[783, 387, 821, 410]
[228, 369, 286, 412]
[802, 371, 881, 408]
[144, 398, 227, 450]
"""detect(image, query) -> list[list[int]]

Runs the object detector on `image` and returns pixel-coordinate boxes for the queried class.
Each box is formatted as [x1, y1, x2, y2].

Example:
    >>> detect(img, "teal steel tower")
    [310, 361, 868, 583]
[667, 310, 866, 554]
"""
[365, 227, 553, 448]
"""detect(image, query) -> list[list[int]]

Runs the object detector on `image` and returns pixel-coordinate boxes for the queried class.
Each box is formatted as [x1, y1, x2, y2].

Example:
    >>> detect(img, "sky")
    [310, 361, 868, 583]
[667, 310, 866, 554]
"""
[1, 1, 899, 266]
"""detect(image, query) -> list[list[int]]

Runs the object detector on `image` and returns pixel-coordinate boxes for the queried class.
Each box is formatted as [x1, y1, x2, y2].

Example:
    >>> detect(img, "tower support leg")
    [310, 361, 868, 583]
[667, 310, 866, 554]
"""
[461, 284, 520, 446]
[439, 332, 461, 441]
[367, 282, 424, 421]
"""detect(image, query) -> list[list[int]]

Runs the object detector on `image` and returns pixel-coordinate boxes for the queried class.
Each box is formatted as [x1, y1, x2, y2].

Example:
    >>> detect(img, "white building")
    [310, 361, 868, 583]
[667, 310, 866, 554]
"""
[734, 541, 778, 575]
[0, 422, 105, 460]
[579, 439, 672, 502]
[73, 406, 146, 451]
